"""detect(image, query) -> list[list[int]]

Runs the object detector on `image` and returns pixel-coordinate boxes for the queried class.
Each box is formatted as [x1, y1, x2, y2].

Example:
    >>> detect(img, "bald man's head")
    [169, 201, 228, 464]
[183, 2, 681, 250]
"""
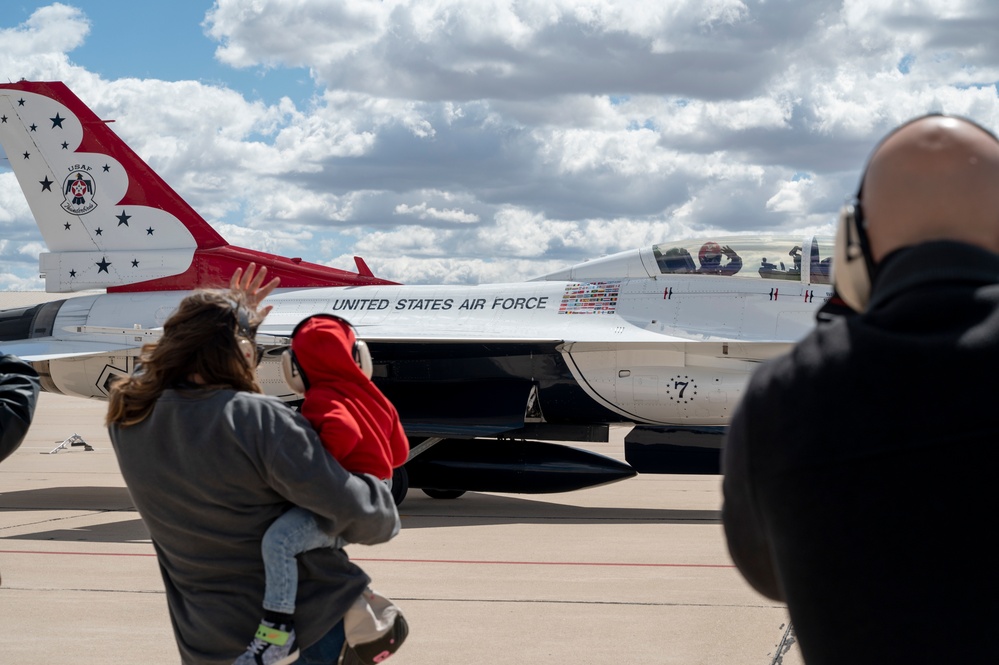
[859, 115, 999, 262]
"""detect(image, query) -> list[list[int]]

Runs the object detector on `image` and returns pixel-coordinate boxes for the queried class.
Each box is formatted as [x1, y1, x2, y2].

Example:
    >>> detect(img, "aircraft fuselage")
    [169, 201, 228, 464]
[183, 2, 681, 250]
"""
[4, 242, 831, 434]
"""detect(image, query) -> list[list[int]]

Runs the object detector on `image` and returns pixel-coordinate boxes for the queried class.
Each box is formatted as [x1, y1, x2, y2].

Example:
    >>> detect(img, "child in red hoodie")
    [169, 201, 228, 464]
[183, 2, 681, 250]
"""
[235, 314, 409, 665]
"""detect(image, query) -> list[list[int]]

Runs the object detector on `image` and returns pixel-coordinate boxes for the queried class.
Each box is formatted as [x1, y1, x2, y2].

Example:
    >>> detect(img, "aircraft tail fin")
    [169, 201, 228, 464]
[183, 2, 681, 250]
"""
[0, 80, 394, 292]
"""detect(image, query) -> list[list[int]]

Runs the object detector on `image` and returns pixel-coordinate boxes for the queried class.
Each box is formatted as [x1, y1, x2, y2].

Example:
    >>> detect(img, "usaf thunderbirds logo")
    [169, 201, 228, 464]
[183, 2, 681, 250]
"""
[61, 167, 97, 216]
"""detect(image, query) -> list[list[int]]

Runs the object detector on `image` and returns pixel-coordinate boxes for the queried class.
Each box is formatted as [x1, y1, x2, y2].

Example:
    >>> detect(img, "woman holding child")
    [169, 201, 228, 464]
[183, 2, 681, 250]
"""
[106, 264, 399, 665]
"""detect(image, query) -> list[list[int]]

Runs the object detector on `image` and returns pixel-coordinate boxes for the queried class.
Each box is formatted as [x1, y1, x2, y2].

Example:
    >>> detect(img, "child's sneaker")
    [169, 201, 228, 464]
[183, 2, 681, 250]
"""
[233, 620, 299, 665]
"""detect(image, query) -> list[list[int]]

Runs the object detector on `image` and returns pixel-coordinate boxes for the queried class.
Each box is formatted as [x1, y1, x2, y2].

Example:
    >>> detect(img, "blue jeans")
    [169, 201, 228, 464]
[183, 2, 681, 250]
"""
[262, 506, 345, 614]
[296, 620, 346, 664]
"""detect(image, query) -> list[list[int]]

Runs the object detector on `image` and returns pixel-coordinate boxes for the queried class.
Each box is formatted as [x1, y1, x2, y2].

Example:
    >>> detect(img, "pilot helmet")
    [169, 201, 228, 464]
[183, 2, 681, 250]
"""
[699, 241, 722, 265]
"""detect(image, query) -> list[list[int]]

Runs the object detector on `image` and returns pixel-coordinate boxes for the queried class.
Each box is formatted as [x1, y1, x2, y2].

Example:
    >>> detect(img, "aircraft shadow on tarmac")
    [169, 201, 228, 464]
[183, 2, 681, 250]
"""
[0, 486, 150, 544]
[397, 491, 720, 529]
[0, 486, 134, 511]
[2, 518, 151, 544]
[0, 486, 720, 543]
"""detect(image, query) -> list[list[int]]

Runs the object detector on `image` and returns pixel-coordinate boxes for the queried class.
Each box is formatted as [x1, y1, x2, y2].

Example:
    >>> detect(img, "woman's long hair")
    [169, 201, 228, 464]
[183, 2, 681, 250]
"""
[106, 290, 262, 427]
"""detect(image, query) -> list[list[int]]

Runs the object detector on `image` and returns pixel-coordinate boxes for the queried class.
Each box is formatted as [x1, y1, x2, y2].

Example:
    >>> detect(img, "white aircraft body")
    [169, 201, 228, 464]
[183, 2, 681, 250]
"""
[0, 81, 834, 502]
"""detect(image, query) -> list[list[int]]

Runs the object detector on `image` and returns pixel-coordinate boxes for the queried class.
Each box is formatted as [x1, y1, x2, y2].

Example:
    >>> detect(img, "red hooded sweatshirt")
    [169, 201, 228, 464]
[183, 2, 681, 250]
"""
[292, 316, 409, 479]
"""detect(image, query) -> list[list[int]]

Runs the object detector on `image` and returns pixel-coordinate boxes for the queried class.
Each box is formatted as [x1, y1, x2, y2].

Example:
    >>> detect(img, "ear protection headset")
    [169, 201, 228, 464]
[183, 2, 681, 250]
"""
[280, 314, 373, 395]
[832, 195, 875, 313]
[226, 299, 263, 368]
[833, 113, 999, 312]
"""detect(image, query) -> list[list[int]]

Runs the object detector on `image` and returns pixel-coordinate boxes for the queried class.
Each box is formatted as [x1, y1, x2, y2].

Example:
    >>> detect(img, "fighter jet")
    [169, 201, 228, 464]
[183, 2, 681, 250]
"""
[0, 81, 833, 503]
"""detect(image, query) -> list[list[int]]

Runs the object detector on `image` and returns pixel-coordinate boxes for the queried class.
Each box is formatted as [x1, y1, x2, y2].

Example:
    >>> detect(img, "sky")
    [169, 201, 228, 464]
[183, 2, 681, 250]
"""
[2, 1, 999, 290]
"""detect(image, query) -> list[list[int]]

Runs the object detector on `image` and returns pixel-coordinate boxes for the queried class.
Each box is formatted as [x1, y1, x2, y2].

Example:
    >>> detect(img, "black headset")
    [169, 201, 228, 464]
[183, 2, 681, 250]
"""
[226, 299, 263, 367]
[833, 113, 999, 312]
[280, 313, 373, 394]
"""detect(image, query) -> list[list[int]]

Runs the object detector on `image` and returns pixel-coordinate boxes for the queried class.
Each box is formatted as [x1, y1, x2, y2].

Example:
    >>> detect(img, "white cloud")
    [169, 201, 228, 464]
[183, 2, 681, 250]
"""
[0, 3, 89, 56]
[3, 1, 999, 288]
[0, 4, 90, 84]
[0, 271, 46, 291]
[17, 241, 46, 259]
[766, 177, 812, 214]
[0, 175, 31, 224]
[394, 203, 479, 224]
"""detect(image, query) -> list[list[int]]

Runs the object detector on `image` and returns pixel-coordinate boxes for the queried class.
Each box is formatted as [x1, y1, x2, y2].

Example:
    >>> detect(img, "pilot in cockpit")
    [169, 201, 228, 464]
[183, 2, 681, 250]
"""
[696, 242, 742, 276]
[789, 246, 803, 273]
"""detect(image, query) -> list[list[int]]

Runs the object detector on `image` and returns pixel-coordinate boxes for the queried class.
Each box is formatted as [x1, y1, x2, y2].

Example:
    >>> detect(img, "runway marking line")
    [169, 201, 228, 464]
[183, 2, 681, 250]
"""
[0, 550, 734, 568]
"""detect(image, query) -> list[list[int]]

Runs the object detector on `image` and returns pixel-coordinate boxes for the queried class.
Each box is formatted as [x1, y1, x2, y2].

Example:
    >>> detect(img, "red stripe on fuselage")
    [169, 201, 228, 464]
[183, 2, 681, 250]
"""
[108, 245, 398, 292]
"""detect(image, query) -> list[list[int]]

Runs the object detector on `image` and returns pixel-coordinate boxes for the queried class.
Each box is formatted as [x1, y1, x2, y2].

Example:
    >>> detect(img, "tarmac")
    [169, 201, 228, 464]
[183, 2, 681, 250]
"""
[0, 392, 802, 664]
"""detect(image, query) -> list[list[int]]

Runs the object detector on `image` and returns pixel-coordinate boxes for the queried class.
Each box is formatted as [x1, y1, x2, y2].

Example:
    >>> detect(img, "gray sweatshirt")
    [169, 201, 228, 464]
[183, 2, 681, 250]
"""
[109, 388, 400, 664]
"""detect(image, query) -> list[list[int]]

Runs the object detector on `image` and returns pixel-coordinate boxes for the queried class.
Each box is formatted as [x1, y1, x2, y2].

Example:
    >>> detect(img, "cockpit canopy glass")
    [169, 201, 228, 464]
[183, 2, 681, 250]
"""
[651, 236, 833, 284]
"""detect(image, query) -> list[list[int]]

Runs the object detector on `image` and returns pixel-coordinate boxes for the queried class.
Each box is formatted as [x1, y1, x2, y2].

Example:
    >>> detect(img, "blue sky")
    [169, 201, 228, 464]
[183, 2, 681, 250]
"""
[7, 1, 316, 105]
[3, 1, 999, 290]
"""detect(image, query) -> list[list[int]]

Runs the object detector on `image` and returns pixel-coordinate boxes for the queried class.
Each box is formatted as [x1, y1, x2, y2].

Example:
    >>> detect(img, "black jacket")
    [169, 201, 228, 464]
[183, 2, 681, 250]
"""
[0, 353, 40, 463]
[723, 241, 999, 664]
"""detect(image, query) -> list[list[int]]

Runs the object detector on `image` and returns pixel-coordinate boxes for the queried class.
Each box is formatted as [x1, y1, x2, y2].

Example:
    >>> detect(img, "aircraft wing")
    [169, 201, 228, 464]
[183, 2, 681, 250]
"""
[0, 338, 141, 361]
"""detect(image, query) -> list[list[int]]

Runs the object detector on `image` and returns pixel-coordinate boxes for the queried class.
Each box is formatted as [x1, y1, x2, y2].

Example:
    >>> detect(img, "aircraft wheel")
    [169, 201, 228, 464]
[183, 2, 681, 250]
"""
[390, 467, 409, 506]
[421, 488, 466, 500]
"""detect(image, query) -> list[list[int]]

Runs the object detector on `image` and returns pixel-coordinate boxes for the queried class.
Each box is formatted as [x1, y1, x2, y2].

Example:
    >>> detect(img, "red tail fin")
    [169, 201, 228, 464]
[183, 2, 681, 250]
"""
[0, 80, 395, 292]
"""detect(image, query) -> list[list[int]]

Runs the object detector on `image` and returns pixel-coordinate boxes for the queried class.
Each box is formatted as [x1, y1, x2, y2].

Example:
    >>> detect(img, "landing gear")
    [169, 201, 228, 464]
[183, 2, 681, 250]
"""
[390, 466, 409, 506]
[389, 466, 467, 503]
[421, 488, 466, 500]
